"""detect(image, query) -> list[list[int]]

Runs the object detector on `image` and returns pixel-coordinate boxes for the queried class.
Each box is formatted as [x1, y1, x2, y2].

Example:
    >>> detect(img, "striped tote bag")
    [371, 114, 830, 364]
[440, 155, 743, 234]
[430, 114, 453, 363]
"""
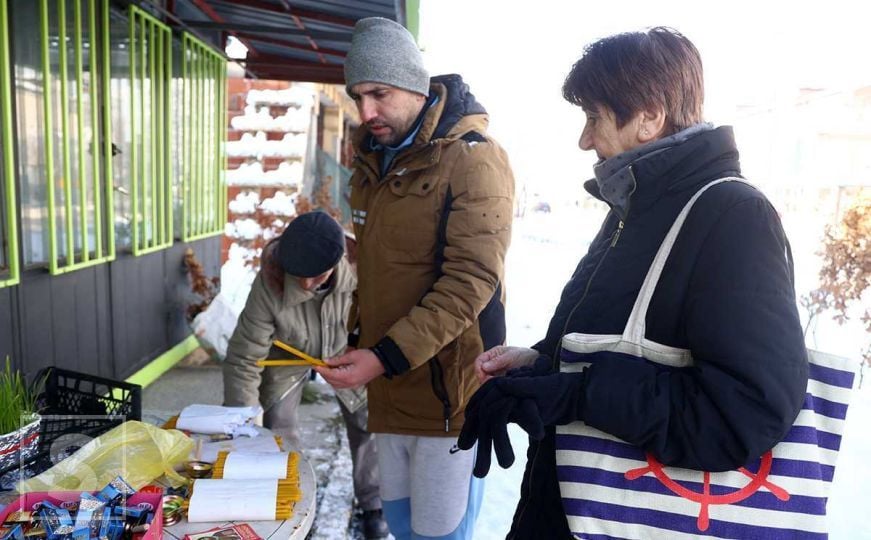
[556, 178, 856, 539]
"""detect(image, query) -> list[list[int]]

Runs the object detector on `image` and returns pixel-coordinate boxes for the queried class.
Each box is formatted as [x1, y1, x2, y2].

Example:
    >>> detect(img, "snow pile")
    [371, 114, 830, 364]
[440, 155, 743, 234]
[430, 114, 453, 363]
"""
[224, 218, 262, 240]
[226, 131, 307, 159]
[228, 191, 260, 214]
[260, 191, 296, 217]
[220, 243, 259, 314]
[226, 161, 303, 187]
[229, 105, 311, 133]
[246, 86, 315, 108]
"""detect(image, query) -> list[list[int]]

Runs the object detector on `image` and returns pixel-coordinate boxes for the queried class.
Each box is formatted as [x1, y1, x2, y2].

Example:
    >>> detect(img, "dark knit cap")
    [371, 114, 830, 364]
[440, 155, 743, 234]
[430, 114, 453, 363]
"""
[278, 212, 345, 278]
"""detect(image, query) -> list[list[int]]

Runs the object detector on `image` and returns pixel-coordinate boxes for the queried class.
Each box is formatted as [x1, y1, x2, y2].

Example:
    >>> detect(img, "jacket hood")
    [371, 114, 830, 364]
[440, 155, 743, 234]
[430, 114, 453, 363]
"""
[427, 74, 487, 140]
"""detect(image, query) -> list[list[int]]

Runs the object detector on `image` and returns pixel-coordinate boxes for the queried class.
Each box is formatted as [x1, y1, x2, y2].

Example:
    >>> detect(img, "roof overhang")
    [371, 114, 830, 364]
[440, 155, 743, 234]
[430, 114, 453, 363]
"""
[153, 0, 417, 83]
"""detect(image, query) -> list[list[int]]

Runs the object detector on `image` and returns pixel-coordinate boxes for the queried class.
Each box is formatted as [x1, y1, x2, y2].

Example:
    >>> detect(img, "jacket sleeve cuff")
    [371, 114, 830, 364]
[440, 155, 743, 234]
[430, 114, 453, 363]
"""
[371, 337, 411, 379]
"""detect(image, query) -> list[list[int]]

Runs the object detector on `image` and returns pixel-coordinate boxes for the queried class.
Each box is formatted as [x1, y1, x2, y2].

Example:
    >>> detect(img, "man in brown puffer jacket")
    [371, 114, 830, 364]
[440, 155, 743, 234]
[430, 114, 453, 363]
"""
[315, 17, 515, 540]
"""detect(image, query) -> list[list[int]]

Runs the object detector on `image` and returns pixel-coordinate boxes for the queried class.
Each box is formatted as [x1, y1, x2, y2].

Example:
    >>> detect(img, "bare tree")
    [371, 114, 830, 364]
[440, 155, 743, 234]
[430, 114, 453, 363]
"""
[803, 190, 870, 385]
[183, 248, 220, 321]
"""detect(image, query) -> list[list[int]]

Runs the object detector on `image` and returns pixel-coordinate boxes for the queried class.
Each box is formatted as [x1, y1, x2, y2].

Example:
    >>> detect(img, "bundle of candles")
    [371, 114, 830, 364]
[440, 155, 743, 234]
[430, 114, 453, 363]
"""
[187, 478, 301, 522]
[212, 451, 300, 481]
[174, 450, 302, 523]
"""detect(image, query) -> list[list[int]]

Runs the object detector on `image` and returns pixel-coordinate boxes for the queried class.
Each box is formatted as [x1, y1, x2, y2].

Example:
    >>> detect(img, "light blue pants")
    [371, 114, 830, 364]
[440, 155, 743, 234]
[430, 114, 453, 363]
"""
[377, 434, 484, 540]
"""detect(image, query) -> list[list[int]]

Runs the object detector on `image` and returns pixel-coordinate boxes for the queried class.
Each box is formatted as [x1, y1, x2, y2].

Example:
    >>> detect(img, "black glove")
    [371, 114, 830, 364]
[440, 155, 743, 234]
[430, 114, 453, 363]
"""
[457, 371, 586, 478]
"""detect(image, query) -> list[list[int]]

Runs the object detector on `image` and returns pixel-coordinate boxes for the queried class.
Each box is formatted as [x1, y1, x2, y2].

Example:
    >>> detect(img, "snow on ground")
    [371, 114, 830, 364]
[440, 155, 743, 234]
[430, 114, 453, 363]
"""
[219, 206, 870, 538]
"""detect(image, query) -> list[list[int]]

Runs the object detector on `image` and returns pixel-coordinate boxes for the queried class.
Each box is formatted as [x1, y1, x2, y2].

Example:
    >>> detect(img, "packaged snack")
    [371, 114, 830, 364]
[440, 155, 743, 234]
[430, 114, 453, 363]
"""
[110, 505, 147, 521]
[71, 493, 105, 538]
[35, 503, 73, 538]
[96, 508, 114, 540]
[95, 477, 136, 505]
[21, 523, 46, 538]
[98, 516, 124, 540]
[3, 512, 32, 524]
[0, 524, 24, 540]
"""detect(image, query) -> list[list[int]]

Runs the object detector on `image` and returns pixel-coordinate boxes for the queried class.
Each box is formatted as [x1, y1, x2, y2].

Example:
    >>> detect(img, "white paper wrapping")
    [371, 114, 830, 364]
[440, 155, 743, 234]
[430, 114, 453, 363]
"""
[187, 479, 278, 522]
[224, 452, 290, 479]
[177, 404, 262, 435]
[193, 434, 282, 463]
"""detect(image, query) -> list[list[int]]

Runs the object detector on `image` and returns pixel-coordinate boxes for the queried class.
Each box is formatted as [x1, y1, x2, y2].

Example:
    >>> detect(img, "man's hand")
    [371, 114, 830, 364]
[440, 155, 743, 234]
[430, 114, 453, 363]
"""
[457, 372, 586, 477]
[314, 348, 385, 389]
[474, 346, 540, 383]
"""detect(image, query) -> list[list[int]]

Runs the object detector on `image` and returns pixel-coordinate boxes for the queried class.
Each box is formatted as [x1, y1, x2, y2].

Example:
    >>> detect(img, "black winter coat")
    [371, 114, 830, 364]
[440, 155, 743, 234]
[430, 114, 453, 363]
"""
[507, 127, 808, 539]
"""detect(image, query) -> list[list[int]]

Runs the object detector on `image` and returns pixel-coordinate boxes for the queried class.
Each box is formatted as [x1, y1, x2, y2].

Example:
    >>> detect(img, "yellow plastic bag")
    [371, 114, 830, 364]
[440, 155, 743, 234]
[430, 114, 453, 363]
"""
[18, 420, 193, 492]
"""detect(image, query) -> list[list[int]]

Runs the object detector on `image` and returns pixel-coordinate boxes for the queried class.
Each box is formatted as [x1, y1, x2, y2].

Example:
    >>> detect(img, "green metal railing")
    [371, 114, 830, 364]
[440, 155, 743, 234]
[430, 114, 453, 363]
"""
[39, 0, 115, 274]
[129, 5, 172, 255]
[181, 33, 226, 241]
[0, 0, 18, 287]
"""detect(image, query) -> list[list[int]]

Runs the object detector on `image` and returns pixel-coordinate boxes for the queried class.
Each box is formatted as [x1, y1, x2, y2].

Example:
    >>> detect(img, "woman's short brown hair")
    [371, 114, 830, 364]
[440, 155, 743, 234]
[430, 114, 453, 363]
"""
[562, 27, 704, 135]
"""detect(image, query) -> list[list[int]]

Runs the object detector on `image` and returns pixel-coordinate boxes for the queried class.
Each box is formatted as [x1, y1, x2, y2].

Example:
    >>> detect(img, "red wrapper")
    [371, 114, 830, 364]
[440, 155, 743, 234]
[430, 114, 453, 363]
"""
[183, 523, 263, 540]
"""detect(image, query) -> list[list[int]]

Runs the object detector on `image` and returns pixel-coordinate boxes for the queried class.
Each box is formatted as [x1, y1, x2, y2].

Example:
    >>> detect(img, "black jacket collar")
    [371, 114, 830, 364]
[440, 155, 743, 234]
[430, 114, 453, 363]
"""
[585, 126, 741, 219]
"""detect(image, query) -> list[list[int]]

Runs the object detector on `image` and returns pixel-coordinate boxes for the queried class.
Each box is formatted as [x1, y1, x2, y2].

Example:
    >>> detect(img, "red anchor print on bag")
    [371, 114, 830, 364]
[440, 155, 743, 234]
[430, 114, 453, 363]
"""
[624, 451, 791, 531]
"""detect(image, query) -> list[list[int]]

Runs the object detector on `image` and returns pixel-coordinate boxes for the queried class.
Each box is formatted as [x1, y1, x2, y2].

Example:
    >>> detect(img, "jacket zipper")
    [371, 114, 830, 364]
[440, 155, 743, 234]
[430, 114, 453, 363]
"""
[553, 217, 625, 361]
[429, 358, 452, 432]
[610, 219, 624, 247]
[513, 217, 625, 534]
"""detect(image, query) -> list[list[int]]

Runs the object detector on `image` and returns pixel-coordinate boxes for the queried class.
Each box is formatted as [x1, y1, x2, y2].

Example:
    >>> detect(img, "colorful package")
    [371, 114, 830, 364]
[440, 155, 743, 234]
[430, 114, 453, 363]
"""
[95, 477, 136, 506]
[183, 523, 263, 540]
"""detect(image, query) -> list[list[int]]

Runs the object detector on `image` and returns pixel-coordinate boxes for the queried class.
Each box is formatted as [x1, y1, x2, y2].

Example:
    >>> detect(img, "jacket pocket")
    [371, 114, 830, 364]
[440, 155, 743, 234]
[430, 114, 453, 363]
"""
[382, 366, 449, 428]
[377, 177, 440, 259]
[428, 358, 452, 433]
[378, 224, 436, 259]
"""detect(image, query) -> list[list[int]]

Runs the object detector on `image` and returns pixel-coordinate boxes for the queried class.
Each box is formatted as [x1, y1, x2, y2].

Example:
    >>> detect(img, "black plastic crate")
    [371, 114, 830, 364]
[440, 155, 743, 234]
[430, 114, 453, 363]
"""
[0, 367, 142, 483]
[37, 367, 142, 443]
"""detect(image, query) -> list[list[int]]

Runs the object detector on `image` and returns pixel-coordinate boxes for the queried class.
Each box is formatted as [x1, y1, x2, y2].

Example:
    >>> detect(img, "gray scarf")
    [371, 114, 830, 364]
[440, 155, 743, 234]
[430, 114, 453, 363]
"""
[592, 123, 714, 219]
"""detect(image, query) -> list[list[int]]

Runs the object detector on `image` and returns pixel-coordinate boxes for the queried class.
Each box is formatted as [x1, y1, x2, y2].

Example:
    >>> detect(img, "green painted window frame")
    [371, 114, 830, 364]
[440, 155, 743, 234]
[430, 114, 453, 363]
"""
[0, 0, 18, 287]
[39, 0, 115, 275]
[128, 5, 172, 255]
[181, 33, 226, 242]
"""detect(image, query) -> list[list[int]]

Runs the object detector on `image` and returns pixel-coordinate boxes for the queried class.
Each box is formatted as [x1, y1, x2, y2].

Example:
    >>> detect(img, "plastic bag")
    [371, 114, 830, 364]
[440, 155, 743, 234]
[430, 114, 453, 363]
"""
[191, 292, 240, 361]
[17, 420, 193, 492]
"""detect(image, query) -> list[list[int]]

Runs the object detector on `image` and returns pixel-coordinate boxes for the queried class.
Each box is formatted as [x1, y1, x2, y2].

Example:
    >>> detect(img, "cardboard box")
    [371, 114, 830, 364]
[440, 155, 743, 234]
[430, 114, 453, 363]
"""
[0, 486, 163, 539]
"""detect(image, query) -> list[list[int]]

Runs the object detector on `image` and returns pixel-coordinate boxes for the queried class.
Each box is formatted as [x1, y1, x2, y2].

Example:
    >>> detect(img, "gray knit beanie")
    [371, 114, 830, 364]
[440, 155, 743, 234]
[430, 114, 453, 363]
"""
[344, 17, 430, 96]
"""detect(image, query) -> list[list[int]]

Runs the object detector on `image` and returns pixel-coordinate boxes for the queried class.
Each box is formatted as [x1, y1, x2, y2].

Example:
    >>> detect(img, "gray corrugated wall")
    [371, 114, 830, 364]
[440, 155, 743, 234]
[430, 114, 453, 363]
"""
[0, 235, 220, 381]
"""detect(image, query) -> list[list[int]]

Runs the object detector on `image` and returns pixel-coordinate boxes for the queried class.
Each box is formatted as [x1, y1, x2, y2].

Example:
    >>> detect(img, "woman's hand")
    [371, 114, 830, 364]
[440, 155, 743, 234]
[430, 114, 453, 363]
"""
[474, 346, 539, 383]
